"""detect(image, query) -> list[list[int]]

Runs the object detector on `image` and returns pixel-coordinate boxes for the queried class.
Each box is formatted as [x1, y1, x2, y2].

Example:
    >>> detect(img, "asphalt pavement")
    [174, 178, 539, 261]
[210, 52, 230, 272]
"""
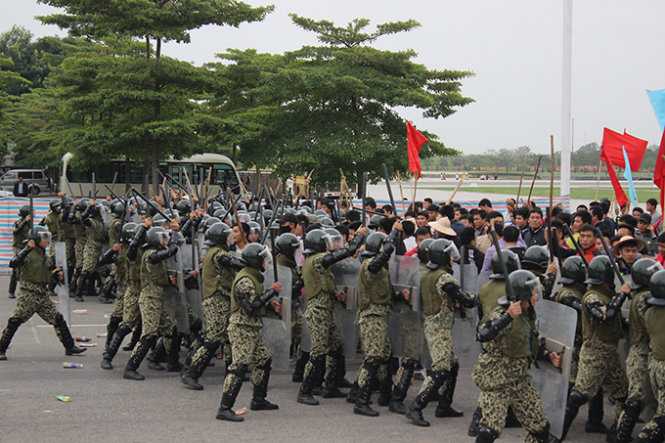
[0, 276, 604, 443]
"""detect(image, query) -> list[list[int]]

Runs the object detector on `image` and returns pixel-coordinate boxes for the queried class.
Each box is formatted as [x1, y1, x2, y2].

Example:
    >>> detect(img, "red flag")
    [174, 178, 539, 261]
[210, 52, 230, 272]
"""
[622, 130, 649, 171]
[654, 129, 665, 211]
[600, 127, 648, 207]
[407, 121, 428, 178]
[601, 151, 628, 207]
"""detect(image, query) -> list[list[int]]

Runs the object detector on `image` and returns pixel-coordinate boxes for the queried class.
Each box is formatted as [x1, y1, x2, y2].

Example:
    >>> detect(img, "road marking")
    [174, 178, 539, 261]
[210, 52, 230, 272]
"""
[31, 326, 41, 344]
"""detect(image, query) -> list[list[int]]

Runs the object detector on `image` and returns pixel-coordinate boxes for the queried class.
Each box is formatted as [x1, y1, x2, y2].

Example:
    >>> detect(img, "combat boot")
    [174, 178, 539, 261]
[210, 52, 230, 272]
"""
[377, 366, 393, 407]
[353, 362, 379, 417]
[104, 315, 122, 350]
[101, 323, 132, 370]
[123, 335, 156, 381]
[123, 323, 141, 351]
[74, 272, 89, 302]
[181, 341, 219, 391]
[614, 398, 640, 442]
[216, 367, 246, 422]
[561, 390, 588, 441]
[322, 351, 346, 398]
[166, 330, 183, 372]
[0, 317, 22, 360]
[435, 363, 463, 418]
[406, 371, 446, 427]
[389, 359, 417, 415]
[54, 314, 86, 356]
[586, 389, 607, 433]
[147, 337, 167, 371]
[297, 355, 323, 406]
[468, 407, 482, 437]
[292, 351, 308, 383]
[250, 359, 279, 411]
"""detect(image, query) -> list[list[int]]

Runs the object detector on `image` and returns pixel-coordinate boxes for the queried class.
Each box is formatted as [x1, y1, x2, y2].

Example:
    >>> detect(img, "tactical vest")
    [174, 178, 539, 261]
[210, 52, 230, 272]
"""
[140, 247, 169, 288]
[230, 266, 264, 314]
[13, 219, 30, 249]
[645, 306, 665, 361]
[302, 252, 335, 303]
[203, 246, 226, 299]
[478, 279, 506, 323]
[87, 218, 107, 244]
[494, 310, 536, 359]
[629, 288, 651, 346]
[581, 286, 623, 344]
[358, 258, 391, 311]
[108, 218, 122, 246]
[20, 248, 50, 284]
[128, 247, 142, 286]
[44, 213, 62, 242]
[420, 268, 455, 317]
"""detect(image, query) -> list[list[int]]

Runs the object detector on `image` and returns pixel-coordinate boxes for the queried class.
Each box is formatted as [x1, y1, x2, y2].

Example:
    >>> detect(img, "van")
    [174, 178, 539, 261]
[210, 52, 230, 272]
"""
[0, 169, 52, 195]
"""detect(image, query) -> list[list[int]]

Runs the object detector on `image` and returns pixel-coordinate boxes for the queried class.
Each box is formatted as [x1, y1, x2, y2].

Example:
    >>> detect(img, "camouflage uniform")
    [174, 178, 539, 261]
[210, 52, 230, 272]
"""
[81, 216, 106, 274]
[188, 245, 236, 374]
[277, 254, 303, 354]
[355, 258, 392, 406]
[219, 267, 273, 414]
[568, 285, 628, 428]
[301, 252, 343, 390]
[638, 305, 665, 440]
[0, 247, 81, 357]
[472, 307, 549, 441]
[9, 217, 31, 296]
[43, 210, 62, 259]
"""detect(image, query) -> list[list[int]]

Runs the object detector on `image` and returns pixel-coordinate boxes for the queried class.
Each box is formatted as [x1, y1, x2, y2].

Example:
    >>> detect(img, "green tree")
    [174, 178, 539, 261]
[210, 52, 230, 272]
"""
[38, 0, 273, 191]
[207, 15, 473, 189]
[0, 56, 31, 157]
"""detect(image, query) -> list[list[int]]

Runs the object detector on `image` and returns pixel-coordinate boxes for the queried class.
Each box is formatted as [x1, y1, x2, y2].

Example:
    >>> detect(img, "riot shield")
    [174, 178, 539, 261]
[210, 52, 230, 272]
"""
[54, 241, 71, 325]
[531, 299, 577, 440]
[331, 258, 360, 357]
[262, 265, 292, 371]
[180, 240, 202, 321]
[453, 261, 480, 296]
[388, 255, 424, 359]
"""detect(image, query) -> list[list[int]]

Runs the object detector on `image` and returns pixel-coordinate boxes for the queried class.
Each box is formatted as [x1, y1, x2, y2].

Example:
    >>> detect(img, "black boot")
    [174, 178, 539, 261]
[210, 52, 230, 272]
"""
[147, 337, 167, 371]
[105, 316, 122, 350]
[377, 362, 393, 407]
[505, 406, 521, 428]
[354, 362, 380, 417]
[477, 425, 499, 442]
[123, 323, 141, 351]
[406, 371, 446, 427]
[389, 359, 416, 415]
[436, 362, 464, 417]
[181, 340, 220, 391]
[8, 270, 17, 299]
[468, 407, 482, 437]
[216, 367, 246, 422]
[166, 330, 183, 372]
[250, 359, 279, 411]
[322, 351, 346, 398]
[54, 314, 86, 355]
[101, 323, 132, 370]
[586, 389, 607, 433]
[292, 351, 308, 383]
[561, 389, 589, 441]
[0, 317, 22, 360]
[74, 271, 88, 302]
[123, 335, 156, 381]
[635, 416, 665, 443]
[297, 354, 324, 406]
[614, 399, 640, 442]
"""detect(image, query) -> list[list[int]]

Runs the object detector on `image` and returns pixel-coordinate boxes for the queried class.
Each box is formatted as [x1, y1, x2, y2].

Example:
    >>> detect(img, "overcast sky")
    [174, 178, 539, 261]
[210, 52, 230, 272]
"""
[3, 0, 665, 155]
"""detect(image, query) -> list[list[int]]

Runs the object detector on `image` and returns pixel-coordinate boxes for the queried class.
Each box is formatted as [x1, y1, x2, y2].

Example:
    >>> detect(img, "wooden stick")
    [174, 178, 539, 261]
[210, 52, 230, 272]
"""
[526, 156, 542, 206]
[447, 173, 465, 205]
[396, 171, 405, 202]
[410, 173, 419, 215]
[516, 172, 524, 204]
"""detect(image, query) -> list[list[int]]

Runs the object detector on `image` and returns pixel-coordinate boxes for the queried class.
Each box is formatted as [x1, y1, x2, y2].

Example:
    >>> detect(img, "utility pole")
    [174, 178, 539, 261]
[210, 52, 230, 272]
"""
[560, 0, 573, 204]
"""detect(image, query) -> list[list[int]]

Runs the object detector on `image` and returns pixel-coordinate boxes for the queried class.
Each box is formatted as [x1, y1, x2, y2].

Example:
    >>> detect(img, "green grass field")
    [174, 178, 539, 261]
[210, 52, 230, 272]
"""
[418, 185, 660, 201]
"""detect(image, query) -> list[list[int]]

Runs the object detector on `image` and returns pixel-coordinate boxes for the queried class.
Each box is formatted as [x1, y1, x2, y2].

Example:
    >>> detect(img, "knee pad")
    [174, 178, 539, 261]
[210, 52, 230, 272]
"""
[530, 422, 550, 443]
[624, 398, 642, 416]
[204, 340, 221, 354]
[53, 313, 67, 328]
[260, 358, 272, 371]
[143, 334, 159, 348]
[116, 324, 132, 337]
[230, 363, 249, 378]
[430, 370, 447, 387]
[569, 389, 588, 408]
[476, 426, 499, 443]
[7, 317, 23, 329]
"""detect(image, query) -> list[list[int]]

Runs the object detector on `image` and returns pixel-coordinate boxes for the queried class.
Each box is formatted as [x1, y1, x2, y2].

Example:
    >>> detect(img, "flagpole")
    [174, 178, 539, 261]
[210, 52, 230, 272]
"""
[560, 0, 573, 205]
[411, 173, 419, 215]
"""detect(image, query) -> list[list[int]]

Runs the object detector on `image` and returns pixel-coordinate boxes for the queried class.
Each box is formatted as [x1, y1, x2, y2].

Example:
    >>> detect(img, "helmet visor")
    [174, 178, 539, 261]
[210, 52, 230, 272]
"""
[324, 232, 344, 251]
[36, 230, 52, 245]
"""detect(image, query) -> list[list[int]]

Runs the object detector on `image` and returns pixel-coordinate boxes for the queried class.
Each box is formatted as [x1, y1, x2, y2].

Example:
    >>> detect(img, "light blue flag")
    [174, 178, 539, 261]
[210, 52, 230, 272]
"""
[623, 147, 639, 207]
[647, 89, 665, 130]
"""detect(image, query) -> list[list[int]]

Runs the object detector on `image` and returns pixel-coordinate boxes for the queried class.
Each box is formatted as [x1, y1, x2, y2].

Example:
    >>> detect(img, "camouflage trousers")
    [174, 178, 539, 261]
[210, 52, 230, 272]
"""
[163, 286, 190, 335]
[136, 286, 174, 340]
[423, 311, 455, 372]
[111, 281, 127, 319]
[478, 375, 549, 439]
[574, 339, 628, 420]
[637, 358, 665, 438]
[570, 332, 583, 383]
[626, 343, 650, 403]
[357, 310, 391, 389]
[65, 238, 76, 271]
[190, 296, 232, 367]
[81, 241, 102, 273]
[12, 282, 60, 324]
[223, 322, 271, 392]
[291, 304, 303, 352]
[303, 303, 343, 380]
[74, 238, 86, 271]
[120, 282, 141, 330]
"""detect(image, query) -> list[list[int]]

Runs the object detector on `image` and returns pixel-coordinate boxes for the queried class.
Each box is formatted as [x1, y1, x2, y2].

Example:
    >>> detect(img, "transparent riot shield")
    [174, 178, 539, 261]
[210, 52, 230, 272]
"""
[531, 299, 577, 440]
[54, 241, 71, 325]
[388, 255, 424, 359]
[331, 258, 360, 357]
[181, 240, 202, 321]
[262, 265, 292, 371]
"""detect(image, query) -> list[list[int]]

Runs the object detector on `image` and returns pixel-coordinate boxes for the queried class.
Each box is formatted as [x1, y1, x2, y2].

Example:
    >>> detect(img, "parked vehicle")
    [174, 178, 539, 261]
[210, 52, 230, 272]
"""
[0, 169, 52, 195]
